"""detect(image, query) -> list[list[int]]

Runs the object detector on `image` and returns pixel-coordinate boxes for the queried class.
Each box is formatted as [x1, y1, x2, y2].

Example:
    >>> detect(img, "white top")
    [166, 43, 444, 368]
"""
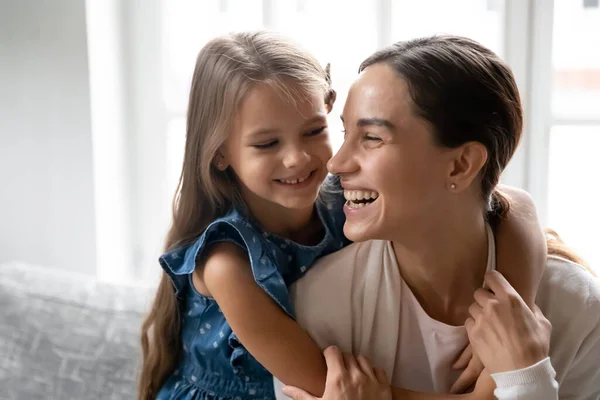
[274, 226, 600, 399]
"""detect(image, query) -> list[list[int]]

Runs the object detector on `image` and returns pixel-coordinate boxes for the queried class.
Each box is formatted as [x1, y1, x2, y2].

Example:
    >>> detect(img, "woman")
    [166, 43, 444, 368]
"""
[278, 36, 600, 399]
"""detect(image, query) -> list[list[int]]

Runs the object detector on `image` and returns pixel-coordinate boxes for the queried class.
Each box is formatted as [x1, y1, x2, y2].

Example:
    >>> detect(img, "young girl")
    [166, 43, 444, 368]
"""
[139, 31, 546, 400]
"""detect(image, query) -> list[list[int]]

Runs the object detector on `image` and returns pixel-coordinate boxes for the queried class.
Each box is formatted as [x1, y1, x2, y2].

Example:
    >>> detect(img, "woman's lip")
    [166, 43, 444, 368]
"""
[340, 181, 376, 191]
[343, 197, 379, 213]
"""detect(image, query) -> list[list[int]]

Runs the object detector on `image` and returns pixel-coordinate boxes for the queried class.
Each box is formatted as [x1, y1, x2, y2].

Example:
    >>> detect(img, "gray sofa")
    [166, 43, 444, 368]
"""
[0, 262, 153, 400]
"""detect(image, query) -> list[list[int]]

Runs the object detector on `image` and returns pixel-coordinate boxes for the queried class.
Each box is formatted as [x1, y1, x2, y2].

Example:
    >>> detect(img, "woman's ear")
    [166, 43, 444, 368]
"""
[446, 142, 488, 191]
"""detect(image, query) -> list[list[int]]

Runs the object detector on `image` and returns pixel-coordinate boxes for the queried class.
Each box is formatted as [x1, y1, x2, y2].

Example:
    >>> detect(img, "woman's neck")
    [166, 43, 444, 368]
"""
[391, 212, 489, 326]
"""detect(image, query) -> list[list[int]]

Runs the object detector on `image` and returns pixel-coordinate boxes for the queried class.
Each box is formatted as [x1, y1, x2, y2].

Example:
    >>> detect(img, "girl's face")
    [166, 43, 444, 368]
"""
[222, 83, 333, 214]
[328, 63, 455, 242]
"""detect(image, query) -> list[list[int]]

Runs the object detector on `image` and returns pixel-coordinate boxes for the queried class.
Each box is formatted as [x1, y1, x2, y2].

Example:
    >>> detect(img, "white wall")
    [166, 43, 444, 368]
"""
[0, 0, 97, 274]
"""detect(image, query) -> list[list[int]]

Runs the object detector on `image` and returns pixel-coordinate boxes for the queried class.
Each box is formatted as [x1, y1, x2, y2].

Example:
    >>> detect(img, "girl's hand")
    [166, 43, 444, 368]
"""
[467, 369, 497, 400]
[450, 344, 484, 393]
[282, 346, 392, 400]
[465, 271, 552, 374]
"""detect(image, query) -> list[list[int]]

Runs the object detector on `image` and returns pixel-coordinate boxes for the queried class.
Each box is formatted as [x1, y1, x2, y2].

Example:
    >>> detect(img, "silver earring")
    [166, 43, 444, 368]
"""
[217, 162, 224, 170]
[450, 183, 456, 190]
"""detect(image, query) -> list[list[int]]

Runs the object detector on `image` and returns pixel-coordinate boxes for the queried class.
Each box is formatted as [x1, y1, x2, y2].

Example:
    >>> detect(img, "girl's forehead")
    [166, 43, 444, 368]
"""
[236, 83, 326, 128]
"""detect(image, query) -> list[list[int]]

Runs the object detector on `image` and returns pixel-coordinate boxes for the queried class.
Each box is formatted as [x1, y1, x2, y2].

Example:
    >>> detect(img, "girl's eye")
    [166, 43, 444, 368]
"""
[253, 140, 278, 149]
[306, 127, 326, 136]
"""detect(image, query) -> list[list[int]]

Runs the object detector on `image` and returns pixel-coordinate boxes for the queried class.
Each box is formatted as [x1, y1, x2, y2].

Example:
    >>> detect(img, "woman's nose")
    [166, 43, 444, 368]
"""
[327, 141, 356, 176]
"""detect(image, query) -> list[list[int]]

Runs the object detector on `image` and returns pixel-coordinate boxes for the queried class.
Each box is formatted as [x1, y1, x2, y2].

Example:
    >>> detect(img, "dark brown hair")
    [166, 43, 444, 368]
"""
[360, 35, 591, 272]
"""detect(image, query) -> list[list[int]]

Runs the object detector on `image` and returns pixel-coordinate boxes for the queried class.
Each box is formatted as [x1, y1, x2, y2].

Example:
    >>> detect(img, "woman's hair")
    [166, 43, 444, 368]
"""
[360, 35, 591, 273]
[138, 31, 335, 399]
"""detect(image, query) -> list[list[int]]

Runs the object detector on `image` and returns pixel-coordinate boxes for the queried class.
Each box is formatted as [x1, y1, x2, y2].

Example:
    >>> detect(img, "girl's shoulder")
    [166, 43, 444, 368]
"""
[159, 209, 263, 293]
[159, 209, 299, 317]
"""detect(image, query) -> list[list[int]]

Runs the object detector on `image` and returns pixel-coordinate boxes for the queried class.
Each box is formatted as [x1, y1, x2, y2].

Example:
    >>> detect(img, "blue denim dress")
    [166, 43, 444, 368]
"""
[157, 182, 349, 399]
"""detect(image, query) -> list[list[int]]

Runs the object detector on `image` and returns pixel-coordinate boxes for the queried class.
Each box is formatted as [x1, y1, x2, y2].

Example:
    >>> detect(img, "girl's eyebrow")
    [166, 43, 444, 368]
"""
[247, 114, 327, 138]
[247, 128, 280, 138]
[301, 114, 327, 126]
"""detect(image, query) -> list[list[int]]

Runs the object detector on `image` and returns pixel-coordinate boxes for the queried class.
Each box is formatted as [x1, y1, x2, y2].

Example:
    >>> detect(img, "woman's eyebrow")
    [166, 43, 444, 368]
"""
[340, 115, 396, 130]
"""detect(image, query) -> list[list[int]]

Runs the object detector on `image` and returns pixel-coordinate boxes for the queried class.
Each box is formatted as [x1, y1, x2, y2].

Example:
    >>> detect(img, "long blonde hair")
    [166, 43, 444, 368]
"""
[138, 31, 334, 399]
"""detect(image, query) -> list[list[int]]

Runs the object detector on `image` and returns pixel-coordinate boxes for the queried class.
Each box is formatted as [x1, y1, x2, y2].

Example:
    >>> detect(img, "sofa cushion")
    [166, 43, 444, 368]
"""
[0, 262, 154, 400]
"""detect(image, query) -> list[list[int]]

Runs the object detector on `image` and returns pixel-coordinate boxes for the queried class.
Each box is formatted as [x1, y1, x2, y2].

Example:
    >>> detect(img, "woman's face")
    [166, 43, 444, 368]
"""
[328, 63, 455, 242]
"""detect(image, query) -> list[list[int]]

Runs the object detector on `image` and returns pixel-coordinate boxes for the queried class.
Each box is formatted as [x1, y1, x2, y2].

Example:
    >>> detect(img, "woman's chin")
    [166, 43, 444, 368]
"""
[343, 223, 374, 243]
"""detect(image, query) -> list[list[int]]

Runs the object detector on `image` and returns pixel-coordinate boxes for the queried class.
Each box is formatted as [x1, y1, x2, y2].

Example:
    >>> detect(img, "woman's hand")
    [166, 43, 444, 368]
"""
[282, 346, 392, 400]
[465, 270, 552, 374]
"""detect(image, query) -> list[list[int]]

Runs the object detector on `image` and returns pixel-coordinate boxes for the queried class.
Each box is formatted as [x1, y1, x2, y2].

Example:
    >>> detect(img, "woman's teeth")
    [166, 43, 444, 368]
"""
[278, 172, 311, 185]
[344, 190, 379, 209]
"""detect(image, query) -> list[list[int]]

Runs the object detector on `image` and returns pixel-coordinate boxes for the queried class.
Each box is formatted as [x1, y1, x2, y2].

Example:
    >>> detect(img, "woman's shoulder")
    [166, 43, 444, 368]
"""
[538, 256, 600, 348]
[539, 257, 600, 399]
[541, 256, 600, 306]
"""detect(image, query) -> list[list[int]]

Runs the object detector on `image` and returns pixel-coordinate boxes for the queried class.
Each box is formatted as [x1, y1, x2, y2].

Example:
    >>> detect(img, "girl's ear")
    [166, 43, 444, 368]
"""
[326, 89, 337, 114]
[213, 151, 229, 171]
[324, 63, 336, 113]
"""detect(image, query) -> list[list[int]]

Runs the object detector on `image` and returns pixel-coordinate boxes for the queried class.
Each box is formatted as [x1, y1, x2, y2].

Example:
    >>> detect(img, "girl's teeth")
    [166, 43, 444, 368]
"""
[281, 173, 310, 184]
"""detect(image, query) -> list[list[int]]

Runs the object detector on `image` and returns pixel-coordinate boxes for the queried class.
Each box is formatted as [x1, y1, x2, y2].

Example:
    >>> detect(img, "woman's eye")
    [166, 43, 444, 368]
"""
[253, 140, 278, 149]
[364, 135, 381, 142]
[306, 127, 326, 136]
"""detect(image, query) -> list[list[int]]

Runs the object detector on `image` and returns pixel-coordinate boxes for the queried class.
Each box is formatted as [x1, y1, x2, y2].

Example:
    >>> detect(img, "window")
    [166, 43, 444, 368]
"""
[162, 0, 264, 197]
[391, 0, 504, 57]
[547, 0, 600, 271]
[158, 1, 599, 274]
[161, 1, 506, 197]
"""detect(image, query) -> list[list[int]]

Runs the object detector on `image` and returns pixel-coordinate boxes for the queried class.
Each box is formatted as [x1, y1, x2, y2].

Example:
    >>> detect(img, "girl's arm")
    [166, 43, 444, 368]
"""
[201, 241, 327, 396]
[201, 242, 492, 399]
[495, 185, 547, 307]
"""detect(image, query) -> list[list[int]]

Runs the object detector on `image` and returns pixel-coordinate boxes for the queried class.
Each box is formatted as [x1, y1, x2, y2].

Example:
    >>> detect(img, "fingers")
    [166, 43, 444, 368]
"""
[356, 355, 376, 380]
[473, 288, 495, 307]
[468, 301, 483, 320]
[484, 270, 517, 298]
[453, 344, 473, 370]
[343, 352, 359, 375]
[323, 346, 345, 376]
[374, 367, 390, 386]
[465, 316, 475, 334]
[282, 386, 316, 400]
[450, 354, 485, 393]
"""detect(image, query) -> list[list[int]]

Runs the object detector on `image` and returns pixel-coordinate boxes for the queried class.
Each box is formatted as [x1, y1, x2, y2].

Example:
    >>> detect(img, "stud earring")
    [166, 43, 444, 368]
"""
[217, 161, 224, 170]
[450, 183, 456, 190]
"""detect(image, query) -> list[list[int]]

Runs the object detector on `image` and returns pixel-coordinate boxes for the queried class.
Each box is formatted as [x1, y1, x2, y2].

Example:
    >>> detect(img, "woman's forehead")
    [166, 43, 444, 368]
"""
[343, 65, 413, 123]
